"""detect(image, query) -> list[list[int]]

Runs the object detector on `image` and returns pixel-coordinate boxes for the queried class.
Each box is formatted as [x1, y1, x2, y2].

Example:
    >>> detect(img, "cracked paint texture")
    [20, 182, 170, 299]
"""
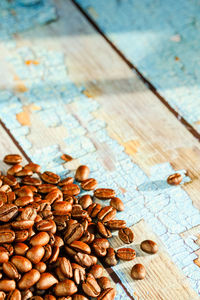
[0, 44, 199, 296]
[76, 0, 200, 133]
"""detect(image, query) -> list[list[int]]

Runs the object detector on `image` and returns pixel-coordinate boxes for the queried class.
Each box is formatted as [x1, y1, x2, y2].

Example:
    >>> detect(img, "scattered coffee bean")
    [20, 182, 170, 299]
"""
[116, 248, 136, 261]
[140, 240, 158, 254]
[118, 227, 134, 244]
[105, 220, 126, 230]
[104, 248, 117, 266]
[75, 165, 90, 182]
[4, 154, 22, 165]
[94, 189, 116, 200]
[97, 288, 116, 300]
[97, 277, 112, 290]
[131, 264, 146, 280]
[81, 178, 98, 191]
[167, 173, 182, 185]
[61, 154, 73, 162]
[110, 197, 124, 211]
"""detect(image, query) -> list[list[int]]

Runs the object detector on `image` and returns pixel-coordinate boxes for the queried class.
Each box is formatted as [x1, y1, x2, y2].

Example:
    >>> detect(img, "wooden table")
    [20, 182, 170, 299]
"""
[0, 1, 200, 299]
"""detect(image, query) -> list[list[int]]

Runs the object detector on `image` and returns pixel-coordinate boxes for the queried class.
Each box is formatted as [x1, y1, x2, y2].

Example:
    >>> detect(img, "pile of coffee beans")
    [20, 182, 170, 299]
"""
[0, 154, 158, 299]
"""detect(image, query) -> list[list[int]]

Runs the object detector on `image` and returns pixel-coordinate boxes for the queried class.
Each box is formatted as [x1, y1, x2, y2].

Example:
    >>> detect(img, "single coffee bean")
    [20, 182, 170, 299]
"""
[45, 190, 63, 205]
[20, 207, 37, 221]
[140, 240, 158, 254]
[81, 179, 98, 191]
[3, 261, 20, 280]
[54, 235, 64, 248]
[110, 197, 124, 211]
[11, 256, 32, 273]
[30, 232, 50, 246]
[62, 184, 80, 196]
[53, 201, 72, 213]
[94, 189, 116, 200]
[116, 248, 136, 261]
[21, 289, 33, 300]
[15, 196, 33, 207]
[4, 154, 22, 165]
[14, 230, 29, 243]
[0, 279, 16, 292]
[11, 220, 34, 230]
[36, 272, 58, 290]
[104, 248, 117, 266]
[54, 279, 78, 296]
[7, 165, 22, 176]
[24, 163, 41, 173]
[97, 222, 112, 238]
[118, 227, 134, 244]
[0, 191, 7, 203]
[89, 264, 103, 279]
[26, 245, 45, 264]
[105, 220, 126, 230]
[93, 244, 107, 257]
[97, 206, 116, 223]
[57, 257, 73, 278]
[18, 269, 40, 290]
[14, 243, 29, 256]
[7, 191, 16, 203]
[0, 204, 18, 222]
[38, 184, 57, 193]
[61, 154, 73, 162]
[97, 288, 116, 300]
[72, 263, 85, 285]
[97, 277, 111, 290]
[15, 169, 33, 177]
[93, 238, 110, 249]
[22, 176, 42, 186]
[42, 244, 52, 262]
[0, 249, 9, 263]
[87, 203, 102, 218]
[79, 195, 93, 209]
[2, 243, 13, 256]
[35, 261, 47, 273]
[70, 241, 91, 255]
[17, 186, 33, 198]
[167, 173, 182, 185]
[49, 245, 60, 263]
[64, 223, 84, 244]
[82, 273, 101, 297]
[7, 289, 21, 300]
[74, 253, 97, 268]
[0, 184, 12, 193]
[58, 177, 74, 187]
[41, 171, 60, 184]
[0, 229, 15, 244]
[35, 219, 55, 231]
[75, 165, 90, 182]
[131, 264, 146, 280]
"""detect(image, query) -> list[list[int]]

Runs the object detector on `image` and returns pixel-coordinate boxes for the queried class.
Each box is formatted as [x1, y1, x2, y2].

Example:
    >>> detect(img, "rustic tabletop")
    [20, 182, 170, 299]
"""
[0, 0, 200, 299]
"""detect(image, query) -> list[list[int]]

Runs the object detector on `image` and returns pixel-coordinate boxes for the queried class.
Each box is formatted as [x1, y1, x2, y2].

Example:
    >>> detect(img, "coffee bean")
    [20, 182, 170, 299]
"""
[0, 204, 18, 222]
[0, 279, 16, 292]
[87, 203, 101, 218]
[3, 261, 20, 280]
[35, 261, 47, 273]
[36, 219, 55, 232]
[0, 229, 15, 244]
[22, 177, 42, 186]
[41, 171, 60, 184]
[36, 272, 58, 290]
[0, 184, 12, 193]
[58, 177, 74, 187]
[97, 222, 112, 238]
[42, 244, 52, 262]
[4, 154, 22, 165]
[97, 277, 111, 290]
[26, 246, 45, 264]
[15, 169, 33, 177]
[97, 288, 116, 300]
[14, 243, 29, 256]
[20, 207, 37, 221]
[94, 189, 116, 200]
[18, 269, 40, 290]
[118, 227, 134, 244]
[64, 223, 84, 244]
[97, 206, 116, 223]
[61, 154, 73, 162]
[7, 165, 23, 176]
[110, 197, 124, 211]
[30, 232, 50, 246]
[167, 173, 182, 185]
[79, 195, 93, 209]
[89, 264, 103, 279]
[0, 249, 9, 263]
[82, 273, 101, 297]
[140, 240, 158, 254]
[53, 201, 72, 213]
[0, 291, 6, 299]
[81, 179, 98, 191]
[116, 248, 136, 261]
[11, 256, 32, 273]
[75, 166, 90, 182]
[0, 191, 6, 203]
[49, 245, 60, 263]
[104, 248, 117, 266]
[74, 253, 97, 268]
[15, 196, 33, 207]
[131, 264, 146, 280]
[54, 279, 78, 296]
[11, 220, 34, 230]
[15, 230, 29, 243]
[62, 184, 80, 196]
[24, 163, 41, 173]
[7, 289, 21, 300]
[17, 186, 33, 198]
[38, 184, 57, 193]
[3, 175, 17, 187]
[105, 220, 126, 230]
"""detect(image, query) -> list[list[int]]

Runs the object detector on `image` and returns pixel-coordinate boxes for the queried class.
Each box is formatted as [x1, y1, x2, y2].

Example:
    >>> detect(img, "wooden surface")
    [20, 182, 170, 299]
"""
[0, 0, 199, 298]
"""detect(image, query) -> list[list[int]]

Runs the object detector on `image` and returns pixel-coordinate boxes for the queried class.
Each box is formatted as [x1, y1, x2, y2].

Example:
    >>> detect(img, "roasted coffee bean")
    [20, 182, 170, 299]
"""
[20, 207, 37, 221]
[97, 288, 116, 300]
[18, 269, 40, 290]
[93, 244, 107, 257]
[82, 273, 101, 297]
[98, 277, 112, 290]
[54, 279, 78, 296]
[35, 219, 55, 232]
[0, 291, 6, 300]
[49, 245, 60, 263]
[26, 245, 45, 264]
[7, 289, 21, 300]
[87, 203, 101, 218]
[0, 229, 15, 244]
[94, 189, 116, 200]
[105, 220, 126, 230]
[61, 154, 73, 162]
[3, 175, 17, 187]
[24, 163, 41, 173]
[41, 171, 60, 184]
[118, 227, 134, 244]
[54, 235, 64, 248]
[79, 195, 93, 209]
[110, 197, 124, 211]
[93, 238, 110, 249]
[79, 231, 94, 244]
[58, 178, 74, 187]
[34, 261, 47, 273]
[0, 249, 9, 263]
[89, 264, 103, 279]
[2, 243, 13, 256]
[11, 256, 32, 273]
[81, 179, 98, 191]
[15, 169, 33, 177]
[30, 232, 50, 246]
[3, 261, 20, 280]
[167, 173, 182, 185]
[0, 191, 7, 203]
[104, 248, 117, 266]
[74, 253, 97, 268]
[17, 186, 33, 198]
[0, 204, 18, 222]
[15, 230, 29, 242]
[42, 244, 52, 262]
[75, 165, 90, 182]
[97, 222, 112, 238]
[72, 263, 85, 285]
[0, 279, 16, 291]
[140, 240, 158, 254]
[7, 192, 16, 203]
[36, 272, 58, 289]
[62, 184, 80, 196]
[11, 220, 34, 230]
[131, 264, 146, 280]
[70, 241, 91, 255]
[22, 177, 42, 186]
[64, 223, 84, 244]
[97, 206, 116, 223]
[14, 243, 29, 256]
[0, 184, 12, 193]
[38, 184, 57, 193]
[58, 257, 73, 278]
[15, 196, 33, 207]
[4, 154, 22, 165]
[53, 201, 72, 213]
[117, 248, 136, 261]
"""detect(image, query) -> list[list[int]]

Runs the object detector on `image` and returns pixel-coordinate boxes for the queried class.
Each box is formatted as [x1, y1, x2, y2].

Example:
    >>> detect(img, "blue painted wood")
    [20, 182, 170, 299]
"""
[76, 0, 200, 133]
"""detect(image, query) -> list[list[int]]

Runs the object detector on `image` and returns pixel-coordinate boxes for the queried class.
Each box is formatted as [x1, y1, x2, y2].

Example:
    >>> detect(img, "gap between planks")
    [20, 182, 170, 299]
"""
[71, 0, 200, 143]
